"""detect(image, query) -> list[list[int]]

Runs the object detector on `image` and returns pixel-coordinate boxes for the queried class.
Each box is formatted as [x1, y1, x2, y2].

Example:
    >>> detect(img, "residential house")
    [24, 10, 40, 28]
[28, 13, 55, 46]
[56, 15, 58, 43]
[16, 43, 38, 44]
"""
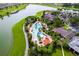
[53, 27, 76, 39]
[59, 12, 70, 23]
[44, 11, 55, 21]
[68, 36, 79, 54]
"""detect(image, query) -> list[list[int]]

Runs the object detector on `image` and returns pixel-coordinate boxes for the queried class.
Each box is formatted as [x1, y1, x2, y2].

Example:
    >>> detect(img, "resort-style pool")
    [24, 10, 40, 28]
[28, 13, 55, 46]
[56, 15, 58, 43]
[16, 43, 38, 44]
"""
[31, 21, 45, 42]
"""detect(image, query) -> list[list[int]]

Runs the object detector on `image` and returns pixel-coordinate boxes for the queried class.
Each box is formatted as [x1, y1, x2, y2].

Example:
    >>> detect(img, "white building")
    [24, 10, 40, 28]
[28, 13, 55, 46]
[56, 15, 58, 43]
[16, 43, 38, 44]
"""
[68, 36, 79, 53]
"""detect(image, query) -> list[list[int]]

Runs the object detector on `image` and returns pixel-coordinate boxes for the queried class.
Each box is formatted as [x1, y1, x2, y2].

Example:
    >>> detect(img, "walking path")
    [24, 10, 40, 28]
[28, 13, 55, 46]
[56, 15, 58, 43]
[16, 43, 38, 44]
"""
[61, 44, 65, 56]
[23, 25, 29, 56]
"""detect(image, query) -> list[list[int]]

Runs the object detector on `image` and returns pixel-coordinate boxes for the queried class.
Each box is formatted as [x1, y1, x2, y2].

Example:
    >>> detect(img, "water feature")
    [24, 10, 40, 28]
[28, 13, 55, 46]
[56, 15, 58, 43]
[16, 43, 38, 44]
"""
[31, 21, 44, 42]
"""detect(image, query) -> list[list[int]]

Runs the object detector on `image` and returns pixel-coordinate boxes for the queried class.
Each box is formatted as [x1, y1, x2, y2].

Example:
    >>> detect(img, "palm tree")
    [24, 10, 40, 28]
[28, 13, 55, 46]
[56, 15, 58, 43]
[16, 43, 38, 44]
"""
[47, 43, 53, 55]
[7, 12, 10, 17]
[15, 5, 18, 8]
[0, 15, 3, 20]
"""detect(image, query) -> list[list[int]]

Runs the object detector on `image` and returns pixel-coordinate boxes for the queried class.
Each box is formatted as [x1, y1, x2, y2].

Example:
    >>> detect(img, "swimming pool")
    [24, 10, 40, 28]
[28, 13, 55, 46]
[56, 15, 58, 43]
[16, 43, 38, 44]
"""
[31, 21, 45, 42]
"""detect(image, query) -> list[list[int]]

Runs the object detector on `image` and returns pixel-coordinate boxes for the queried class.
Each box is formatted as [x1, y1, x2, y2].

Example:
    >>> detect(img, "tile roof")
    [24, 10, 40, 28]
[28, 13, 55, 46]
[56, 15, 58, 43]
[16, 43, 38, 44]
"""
[43, 37, 50, 45]
[53, 27, 74, 38]
[68, 36, 79, 53]
[44, 13, 55, 21]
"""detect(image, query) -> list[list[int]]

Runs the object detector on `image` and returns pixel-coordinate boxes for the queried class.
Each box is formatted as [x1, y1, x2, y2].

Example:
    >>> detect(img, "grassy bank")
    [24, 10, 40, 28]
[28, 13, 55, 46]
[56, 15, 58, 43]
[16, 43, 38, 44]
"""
[8, 19, 26, 56]
[0, 4, 27, 20]
[52, 48, 62, 56]
[33, 3, 79, 11]
[64, 49, 75, 56]
[36, 4, 62, 8]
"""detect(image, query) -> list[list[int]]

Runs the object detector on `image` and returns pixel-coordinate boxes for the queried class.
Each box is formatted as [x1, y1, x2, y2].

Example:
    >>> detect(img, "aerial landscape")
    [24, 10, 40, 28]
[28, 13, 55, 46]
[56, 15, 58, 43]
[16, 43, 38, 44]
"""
[0, 3, 79, 56]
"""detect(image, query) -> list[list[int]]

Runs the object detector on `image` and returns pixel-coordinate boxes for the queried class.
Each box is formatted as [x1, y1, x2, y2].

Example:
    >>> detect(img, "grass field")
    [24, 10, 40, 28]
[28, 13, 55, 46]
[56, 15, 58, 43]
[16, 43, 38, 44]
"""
[52, 48, 62, 56]
[8, 19, 26, 56]
[34, 3, 79, 11]
[64, 49, 75, 56]
[52, 47, 75, 56]
[0, 4, 27, 19]
[35, 10, 43, 18]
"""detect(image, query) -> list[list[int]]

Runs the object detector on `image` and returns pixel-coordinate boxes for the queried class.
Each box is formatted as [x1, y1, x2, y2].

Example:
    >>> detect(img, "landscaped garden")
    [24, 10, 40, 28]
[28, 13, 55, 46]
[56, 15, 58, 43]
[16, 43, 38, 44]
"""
[24, 10, 76, 56]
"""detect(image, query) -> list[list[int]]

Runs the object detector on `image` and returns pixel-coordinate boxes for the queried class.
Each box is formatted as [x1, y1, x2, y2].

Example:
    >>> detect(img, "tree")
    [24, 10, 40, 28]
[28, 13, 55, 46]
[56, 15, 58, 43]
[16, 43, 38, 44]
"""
[28, 48, 37, 56]
[41, 46, 48, 55]
[25, 16, 37, 25]
[53, 17, 64, 27]
[7, 12, 10, 17]
[74, 4, 79, 8]
[76, 33, 79, 36]
[69, 17, 79, 28]
[70, 17, 79, 23]
[47, 44, 53, 55]
[15, 5, 18, 8]
[63, 3, 72, 7]
[0, 15, 3, 20]
[51, 11, 60, 15]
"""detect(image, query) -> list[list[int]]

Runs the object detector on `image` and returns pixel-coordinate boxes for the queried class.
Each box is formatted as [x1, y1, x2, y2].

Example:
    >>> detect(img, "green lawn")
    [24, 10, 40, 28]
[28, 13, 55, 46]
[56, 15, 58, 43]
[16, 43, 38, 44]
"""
[34, 3, 79, 11]
[52, 47, 75, 56]
[0, 4, 27, 19]
[64, 49, 75, 56]
[63, 24, 71, 30]
[35, 10, 43, 18]
[33, 3, 62, 9]
[52, 48, 62, 56]
[8, 19, 26, 56]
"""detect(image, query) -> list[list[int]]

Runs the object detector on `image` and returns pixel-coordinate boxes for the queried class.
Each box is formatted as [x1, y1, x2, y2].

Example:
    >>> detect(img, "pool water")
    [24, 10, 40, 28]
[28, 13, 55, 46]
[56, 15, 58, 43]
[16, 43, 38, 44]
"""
[31, 21, 45, 42]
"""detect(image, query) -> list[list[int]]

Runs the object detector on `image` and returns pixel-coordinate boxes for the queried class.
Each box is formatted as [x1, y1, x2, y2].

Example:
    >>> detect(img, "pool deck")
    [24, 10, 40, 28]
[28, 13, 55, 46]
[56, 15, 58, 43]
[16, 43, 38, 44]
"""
[29, 21, 52, 46]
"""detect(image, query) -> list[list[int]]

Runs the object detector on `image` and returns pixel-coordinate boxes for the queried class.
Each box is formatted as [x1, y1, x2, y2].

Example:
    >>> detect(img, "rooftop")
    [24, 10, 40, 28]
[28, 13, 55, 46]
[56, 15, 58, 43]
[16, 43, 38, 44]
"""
[42, 37, 51, 45]
[53, 27, 75, 38]
[44, 12, 55, 21]
[68, 36, 79, 53]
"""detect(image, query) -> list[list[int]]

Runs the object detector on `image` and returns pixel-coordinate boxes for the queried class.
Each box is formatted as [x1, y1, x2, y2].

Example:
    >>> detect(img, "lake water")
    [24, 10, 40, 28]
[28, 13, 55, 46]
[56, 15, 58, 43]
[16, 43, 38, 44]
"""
[0, 4, 57, 55]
